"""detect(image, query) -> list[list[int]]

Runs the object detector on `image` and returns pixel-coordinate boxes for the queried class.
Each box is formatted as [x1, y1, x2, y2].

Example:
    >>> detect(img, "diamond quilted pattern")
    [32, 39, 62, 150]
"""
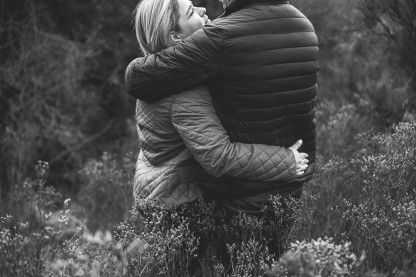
[171, 87, 297, 183]
[133, 86, 302, 209]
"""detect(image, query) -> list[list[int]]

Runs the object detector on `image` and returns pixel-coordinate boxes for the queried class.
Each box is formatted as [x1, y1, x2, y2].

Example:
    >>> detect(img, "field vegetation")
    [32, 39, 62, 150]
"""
[0, 0, 415, 276]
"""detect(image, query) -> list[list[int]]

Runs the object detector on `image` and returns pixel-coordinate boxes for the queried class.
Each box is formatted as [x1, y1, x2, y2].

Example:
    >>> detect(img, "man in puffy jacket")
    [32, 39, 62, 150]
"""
[125, 0, 319, 212]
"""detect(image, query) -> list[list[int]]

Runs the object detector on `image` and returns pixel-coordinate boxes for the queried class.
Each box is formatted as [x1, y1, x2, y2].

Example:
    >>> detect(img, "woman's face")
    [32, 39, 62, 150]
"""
[175, 0, 210, 39]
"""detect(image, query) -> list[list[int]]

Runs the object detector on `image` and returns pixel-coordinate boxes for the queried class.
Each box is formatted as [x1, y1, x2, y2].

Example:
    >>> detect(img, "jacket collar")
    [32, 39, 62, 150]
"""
[221, 0, 290, 17]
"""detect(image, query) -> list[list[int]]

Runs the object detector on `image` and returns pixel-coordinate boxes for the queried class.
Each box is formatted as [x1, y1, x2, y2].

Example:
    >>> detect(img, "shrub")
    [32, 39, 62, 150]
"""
[316, 101, 374, 159]
[44, 229, 126, 277]
[294, 0, 412, 124]
[267, 237, 364, 277]
[0, 215, 44, 277]
[0, 161, 64, 277]
[360, 0, 416, 111]
[0, 160, 130, 277]
[298, 122, 416, 273]
[0, 0, 138, 205]
[0, 5, 98, 199]
[119, 196, 304, 277]
[123, 199, 200, 277]
[77, 152, 135, 232]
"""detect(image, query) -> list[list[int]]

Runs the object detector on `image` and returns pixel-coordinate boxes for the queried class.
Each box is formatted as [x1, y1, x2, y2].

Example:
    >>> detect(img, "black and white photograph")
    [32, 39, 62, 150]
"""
[0, 0, 415, 276]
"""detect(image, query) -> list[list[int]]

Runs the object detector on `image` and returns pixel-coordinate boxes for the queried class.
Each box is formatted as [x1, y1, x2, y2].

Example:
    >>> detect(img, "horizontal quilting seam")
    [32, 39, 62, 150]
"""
[230, 100, 316, 115]
[228, 46, 318, 56]
[245, 73, 317, 82]
[258, 130, 317, 145]
[233, 100, 316, 112]
[231, 121, 316, 136]
[231, 44, 318, 55]
[235, 59, 318, 69]
[220, 15, 306, 26]
[227, 74, 318, 84]
[225, 31, 316, 41]
[234, 107, 315, 120]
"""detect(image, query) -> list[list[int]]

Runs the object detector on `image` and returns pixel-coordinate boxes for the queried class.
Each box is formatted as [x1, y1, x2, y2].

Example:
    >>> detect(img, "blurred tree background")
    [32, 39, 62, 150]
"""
[0, 0, 415, 214]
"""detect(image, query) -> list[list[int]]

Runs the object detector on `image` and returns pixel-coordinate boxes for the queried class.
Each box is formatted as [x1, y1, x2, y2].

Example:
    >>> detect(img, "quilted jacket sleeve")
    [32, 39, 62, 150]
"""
[125, 24, 222, 103]
[171, 87, 298, 182]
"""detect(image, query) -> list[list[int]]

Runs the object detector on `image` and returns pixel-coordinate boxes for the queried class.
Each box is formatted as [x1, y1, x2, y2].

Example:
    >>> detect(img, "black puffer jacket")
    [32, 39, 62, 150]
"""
[126, 0, 319, 208]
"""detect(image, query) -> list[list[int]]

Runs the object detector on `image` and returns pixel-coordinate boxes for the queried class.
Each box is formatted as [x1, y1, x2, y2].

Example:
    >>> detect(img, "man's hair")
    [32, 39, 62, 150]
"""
[134, 0, 180, 56]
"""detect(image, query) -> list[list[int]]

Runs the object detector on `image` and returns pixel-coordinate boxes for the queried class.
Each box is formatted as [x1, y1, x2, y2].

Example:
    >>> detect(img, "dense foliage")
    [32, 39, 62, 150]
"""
[1, 121, 415, 276]
[0, 0, 415, 276]
[0, 0, 139, 203]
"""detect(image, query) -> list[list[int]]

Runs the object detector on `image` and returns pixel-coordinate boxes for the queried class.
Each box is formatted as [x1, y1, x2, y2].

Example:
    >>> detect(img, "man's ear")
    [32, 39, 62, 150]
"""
[169, 32, 183, 43]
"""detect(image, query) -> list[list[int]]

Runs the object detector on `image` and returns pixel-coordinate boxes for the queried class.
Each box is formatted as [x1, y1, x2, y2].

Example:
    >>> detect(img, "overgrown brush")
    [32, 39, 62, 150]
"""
[77, 152, 135, 232]
[0, 161, 67, 277]
[295, 121, 416, 274]
[119, 196, 363, 277]
[1, 121, 415, 276]
[0, 6, 97, 199]
[1, 116, 415, 277]
[0, 0, 138, 205]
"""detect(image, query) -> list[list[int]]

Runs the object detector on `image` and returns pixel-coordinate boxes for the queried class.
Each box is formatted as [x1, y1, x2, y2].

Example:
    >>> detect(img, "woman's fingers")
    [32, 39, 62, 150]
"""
[296, 163, 308, 172]
[296, 158, 309, 167]
[291, 147, 309, 175]
[296, 164, 308, 171]
[289, 140, 303, 151]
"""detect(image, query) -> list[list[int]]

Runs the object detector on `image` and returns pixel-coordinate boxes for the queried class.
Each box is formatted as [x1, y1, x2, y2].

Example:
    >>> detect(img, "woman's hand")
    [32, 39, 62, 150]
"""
[288, 140, 309, 176]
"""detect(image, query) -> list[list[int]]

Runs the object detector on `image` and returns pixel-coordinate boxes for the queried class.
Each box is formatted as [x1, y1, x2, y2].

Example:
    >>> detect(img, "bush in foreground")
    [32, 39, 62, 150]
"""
[1, 122, 415, 276]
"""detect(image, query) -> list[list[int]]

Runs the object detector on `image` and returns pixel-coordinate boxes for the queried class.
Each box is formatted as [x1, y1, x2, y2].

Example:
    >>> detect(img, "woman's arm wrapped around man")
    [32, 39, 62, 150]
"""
[170, 86, 302, 183]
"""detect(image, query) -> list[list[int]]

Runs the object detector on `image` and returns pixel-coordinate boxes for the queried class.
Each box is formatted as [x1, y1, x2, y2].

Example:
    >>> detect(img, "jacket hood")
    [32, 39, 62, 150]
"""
[222, 0, 289, 17]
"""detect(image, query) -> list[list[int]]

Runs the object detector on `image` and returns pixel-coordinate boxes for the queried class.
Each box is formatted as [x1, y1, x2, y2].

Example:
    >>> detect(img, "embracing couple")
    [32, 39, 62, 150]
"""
[126, 0, 319, 257]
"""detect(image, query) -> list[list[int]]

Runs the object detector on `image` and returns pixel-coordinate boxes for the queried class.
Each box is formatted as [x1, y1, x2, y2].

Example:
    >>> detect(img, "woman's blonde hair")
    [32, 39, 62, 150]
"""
[134, 0, 180, 55]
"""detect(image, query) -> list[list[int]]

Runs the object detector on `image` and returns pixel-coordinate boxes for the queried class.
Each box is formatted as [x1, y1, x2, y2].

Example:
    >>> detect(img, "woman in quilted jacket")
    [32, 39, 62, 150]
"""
[131, 0, 309, 209]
